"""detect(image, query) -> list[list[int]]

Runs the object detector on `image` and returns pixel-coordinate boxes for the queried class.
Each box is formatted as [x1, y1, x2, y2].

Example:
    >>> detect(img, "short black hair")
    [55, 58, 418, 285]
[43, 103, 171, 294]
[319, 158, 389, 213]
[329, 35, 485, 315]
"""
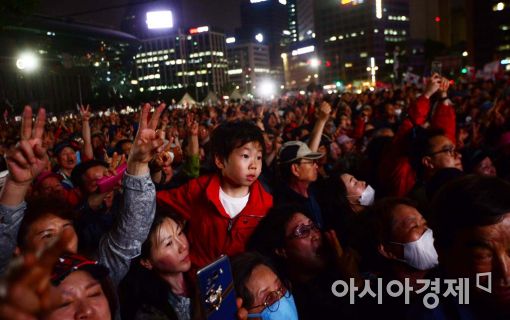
[70, 159, 108, 188]
[231, 252, 280, 309]
[431, 175, 510, 249]
[409, 127, 446, 175]
[114, 139, 133, 155]
[209, 120, 265, 165]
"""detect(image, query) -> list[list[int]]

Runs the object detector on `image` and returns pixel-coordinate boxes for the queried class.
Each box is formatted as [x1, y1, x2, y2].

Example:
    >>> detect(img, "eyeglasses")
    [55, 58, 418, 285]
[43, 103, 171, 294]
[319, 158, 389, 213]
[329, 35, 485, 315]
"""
[428, 145, 458, 157]
[287, 222, 319, 239]
[248, 285, 290, 312]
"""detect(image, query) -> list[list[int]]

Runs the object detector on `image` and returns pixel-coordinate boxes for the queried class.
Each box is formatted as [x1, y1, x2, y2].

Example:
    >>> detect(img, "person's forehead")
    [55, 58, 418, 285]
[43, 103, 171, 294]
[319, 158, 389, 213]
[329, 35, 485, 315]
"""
[287, 213, 310, 230]
[86, 165, 106, 175]
[30, 214, 71, 231]
[392, 204, 421, 227]
[340, 173, 354, 183]
[246, 265, 278, 295]
[235, 141, 263, 151]
[60, 270, 98, 291]
[430, 135, 452, 147]
[59, 147, 75, 155]
[458, 215, 510, 244]
[41, 177, 61, 185]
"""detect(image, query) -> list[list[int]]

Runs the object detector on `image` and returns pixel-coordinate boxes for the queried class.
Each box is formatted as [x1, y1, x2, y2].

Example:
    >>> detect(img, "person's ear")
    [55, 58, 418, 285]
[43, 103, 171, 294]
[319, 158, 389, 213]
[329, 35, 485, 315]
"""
[274, 248, 287, 259]
[290, 163, 300, 177]
[378, 243, 398, 260]
[214, 154, 225, 170]
[14, 246, 21, 257]
[140, 258, 153, 270]
[422, 156, 434, 169]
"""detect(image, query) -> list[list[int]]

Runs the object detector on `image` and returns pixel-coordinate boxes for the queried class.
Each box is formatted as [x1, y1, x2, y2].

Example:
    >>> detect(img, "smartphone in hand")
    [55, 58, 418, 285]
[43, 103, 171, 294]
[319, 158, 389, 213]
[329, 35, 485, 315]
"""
[197, 255, 237, 320]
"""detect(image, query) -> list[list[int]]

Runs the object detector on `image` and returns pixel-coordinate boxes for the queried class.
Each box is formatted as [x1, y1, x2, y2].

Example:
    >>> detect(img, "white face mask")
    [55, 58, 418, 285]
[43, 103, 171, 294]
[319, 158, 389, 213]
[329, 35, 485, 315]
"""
[391, 228, 439, 271]
[359, 185, 375, 206]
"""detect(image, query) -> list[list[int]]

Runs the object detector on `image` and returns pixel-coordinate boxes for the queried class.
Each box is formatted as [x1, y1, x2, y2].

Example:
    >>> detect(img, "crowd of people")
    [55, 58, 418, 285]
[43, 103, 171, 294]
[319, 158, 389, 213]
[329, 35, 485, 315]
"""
[0, 72, 509, 320]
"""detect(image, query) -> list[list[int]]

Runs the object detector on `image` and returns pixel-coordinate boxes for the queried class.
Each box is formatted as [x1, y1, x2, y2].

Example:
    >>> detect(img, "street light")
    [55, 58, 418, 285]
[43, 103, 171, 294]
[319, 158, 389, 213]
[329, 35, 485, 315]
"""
[258, 79, 276, 98]
[309, 57, 321, 68]
[16, 52, 39, 72]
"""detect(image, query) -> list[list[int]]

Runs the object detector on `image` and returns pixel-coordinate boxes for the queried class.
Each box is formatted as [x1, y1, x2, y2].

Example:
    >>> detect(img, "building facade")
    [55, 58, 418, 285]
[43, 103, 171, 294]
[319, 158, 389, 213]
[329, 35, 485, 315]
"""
[227, 41, 271, 93]
[135, 27, 229, 99]
[315, 0, 410, 85]
[238, 0, 289, 72]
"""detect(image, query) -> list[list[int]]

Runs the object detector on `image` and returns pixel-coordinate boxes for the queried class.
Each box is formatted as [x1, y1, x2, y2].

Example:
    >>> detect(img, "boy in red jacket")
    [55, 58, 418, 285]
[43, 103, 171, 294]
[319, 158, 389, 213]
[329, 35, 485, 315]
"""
[157, 121, 273, 270]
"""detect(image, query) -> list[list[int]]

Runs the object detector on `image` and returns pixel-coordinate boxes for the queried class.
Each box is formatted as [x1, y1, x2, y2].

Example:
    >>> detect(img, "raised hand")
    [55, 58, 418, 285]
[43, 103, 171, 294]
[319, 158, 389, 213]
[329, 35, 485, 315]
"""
[318, 101, 332, 121]
[79, 104, 91, 122]
[127, 103, 166, 175]
[5, 106, 48, 185]
[424, 73, 442, 99]
[0, 228, 74, 320]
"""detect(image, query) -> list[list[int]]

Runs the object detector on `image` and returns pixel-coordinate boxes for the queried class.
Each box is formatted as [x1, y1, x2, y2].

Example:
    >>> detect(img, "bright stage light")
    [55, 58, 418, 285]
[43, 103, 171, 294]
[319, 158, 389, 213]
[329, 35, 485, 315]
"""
[16, 52, 39, 72]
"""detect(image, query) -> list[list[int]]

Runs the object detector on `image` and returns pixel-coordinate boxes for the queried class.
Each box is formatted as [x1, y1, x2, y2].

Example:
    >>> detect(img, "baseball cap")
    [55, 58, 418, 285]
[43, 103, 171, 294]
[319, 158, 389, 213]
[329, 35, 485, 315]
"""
[278, 141, 324, 164]
[51, 253, 109, 286]
[53, 140, 80, 156]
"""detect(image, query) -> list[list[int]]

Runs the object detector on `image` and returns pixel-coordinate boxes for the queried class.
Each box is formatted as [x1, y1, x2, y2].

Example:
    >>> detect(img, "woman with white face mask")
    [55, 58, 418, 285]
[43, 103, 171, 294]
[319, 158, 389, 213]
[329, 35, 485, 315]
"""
[353, 197, 439, 319]
[316, 171, 376, 247]
[340, 173, 376, 210]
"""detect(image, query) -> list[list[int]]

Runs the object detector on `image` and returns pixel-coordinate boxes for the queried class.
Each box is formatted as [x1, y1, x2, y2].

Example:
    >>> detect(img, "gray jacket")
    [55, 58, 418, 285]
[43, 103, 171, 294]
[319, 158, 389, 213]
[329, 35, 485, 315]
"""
[0, 173, 156, 286]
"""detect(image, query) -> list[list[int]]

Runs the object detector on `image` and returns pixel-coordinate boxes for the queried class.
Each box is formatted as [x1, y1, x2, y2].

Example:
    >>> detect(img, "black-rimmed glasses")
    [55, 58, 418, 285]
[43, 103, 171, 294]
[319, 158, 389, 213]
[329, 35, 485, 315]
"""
[428, 145, 458, 157]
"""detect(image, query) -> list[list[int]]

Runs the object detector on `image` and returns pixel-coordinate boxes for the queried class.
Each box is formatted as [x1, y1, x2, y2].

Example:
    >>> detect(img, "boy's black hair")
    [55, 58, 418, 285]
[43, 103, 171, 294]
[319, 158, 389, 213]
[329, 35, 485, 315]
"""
[209, 120, 265, 165]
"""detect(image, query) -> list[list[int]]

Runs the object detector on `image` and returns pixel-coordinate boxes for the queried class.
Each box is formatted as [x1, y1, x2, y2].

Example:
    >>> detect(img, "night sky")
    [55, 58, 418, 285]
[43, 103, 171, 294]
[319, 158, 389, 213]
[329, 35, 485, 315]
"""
[37, 0, 243, 34]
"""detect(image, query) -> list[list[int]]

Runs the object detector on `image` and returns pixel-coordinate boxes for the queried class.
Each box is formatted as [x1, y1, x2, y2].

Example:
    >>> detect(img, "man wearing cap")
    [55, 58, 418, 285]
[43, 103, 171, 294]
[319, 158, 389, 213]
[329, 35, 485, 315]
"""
[275, 140, 325, 228]
[54, 140, 79, 189]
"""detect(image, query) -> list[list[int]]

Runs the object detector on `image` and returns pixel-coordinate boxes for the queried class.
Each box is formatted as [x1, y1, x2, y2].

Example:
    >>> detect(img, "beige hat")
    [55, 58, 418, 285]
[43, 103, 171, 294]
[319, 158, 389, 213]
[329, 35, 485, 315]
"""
[278, 141, 324, 164]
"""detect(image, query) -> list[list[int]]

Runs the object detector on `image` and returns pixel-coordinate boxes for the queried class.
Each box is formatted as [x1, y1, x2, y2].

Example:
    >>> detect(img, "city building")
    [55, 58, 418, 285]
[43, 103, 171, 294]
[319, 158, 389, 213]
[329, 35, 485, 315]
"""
[315, 0, 410, 85]
[0, 15, 139, 113]
[134, 27, 229, 99]
[466, 0, 510, 68]
[237, 0, 289, 72]
[297, 0, 316, 42]
[288, 0, 299, 43]
[281, 40, 319, 89]
[227, 40, 271, 93]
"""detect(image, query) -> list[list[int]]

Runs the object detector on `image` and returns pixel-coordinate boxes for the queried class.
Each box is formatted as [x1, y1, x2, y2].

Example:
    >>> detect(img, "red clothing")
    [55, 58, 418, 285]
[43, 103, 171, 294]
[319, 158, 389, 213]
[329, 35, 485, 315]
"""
[379, 95, 456, 197]
[157, 174, 273, 270]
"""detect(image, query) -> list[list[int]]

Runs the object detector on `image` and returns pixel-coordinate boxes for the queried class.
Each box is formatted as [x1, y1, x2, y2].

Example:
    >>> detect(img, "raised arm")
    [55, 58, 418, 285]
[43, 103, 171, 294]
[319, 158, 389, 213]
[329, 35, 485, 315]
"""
[97, 102, 166, 285]
[0, 106, 48, 274]
[80, 105, 94, 161]
[308, 101, 331, 152]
